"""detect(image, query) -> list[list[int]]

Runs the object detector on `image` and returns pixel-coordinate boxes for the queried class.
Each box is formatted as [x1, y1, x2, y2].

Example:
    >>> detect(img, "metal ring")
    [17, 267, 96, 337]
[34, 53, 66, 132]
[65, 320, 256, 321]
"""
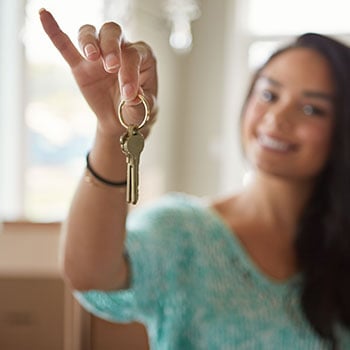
[117, 94, 150, 130]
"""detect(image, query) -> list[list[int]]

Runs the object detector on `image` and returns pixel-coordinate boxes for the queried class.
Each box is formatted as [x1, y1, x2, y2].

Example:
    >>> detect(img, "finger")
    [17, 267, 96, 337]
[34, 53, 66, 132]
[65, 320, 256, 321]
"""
[78, 24, 100, 61]
[39, 8, 83, 68]
[98, 22, 123, 73]
[119, 42, 153, 101]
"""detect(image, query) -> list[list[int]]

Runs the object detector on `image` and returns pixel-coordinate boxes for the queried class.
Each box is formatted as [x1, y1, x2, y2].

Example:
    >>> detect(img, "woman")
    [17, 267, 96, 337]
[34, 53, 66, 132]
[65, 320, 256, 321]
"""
[40, 9, 350, 349]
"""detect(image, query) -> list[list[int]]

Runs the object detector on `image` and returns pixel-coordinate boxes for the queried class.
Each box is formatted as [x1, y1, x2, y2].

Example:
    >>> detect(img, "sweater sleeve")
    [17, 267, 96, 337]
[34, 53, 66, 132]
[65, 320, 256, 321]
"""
[73, 193, 197, 324]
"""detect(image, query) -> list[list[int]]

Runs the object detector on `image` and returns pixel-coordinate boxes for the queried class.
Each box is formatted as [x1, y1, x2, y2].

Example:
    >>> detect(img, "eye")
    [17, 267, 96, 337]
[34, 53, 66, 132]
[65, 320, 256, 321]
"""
[302, 104, 326, 117]
[260, 89, 277, 103]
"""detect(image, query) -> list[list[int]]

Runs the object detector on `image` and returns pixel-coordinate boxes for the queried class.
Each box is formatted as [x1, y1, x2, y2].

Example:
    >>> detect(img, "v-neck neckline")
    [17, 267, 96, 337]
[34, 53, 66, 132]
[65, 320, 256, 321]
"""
[200, 201, 302, 291]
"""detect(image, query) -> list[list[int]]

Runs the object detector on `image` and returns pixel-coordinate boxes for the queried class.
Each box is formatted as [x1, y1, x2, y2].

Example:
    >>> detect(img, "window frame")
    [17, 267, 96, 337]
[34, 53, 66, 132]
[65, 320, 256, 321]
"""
[0, 0, 26, 220]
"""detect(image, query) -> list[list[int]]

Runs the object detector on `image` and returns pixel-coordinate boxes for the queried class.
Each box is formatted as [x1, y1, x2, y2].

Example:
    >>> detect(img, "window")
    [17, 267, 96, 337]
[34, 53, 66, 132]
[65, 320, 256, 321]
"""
[248, 0, 350, 36]
[247, 0, 350, 69]
[0, 0, 135, 222]
[24, 0, 105, 221]
[1, 0, 170, 222]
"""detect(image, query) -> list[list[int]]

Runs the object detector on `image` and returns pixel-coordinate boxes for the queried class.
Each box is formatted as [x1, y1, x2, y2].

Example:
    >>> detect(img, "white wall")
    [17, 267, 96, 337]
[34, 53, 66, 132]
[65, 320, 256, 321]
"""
[131, 0, 247, 201]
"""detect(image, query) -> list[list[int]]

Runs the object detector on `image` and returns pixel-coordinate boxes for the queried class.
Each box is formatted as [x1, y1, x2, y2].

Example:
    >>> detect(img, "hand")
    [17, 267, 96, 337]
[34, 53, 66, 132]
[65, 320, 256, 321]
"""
[39, 9, 158, 137]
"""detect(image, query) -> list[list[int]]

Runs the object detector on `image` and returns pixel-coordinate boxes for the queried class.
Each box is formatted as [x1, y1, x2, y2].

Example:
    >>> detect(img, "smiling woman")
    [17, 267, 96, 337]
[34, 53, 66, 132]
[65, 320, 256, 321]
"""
[38, 2, 350, 346]
[243, 48, 335, 180]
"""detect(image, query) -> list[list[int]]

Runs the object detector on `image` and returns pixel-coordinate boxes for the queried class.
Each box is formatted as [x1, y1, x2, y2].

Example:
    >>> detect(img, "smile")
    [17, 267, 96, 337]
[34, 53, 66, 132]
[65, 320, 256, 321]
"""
[258, 134, 294, 152]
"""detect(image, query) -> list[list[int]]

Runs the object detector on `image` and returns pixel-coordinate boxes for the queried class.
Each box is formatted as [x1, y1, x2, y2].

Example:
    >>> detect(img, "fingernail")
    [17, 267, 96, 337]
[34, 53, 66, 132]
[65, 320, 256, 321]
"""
[84, 44, 97, 58]
[39, 8, 46, 15]
[122, 84, 134, 100]
[105, 54, 119, 71]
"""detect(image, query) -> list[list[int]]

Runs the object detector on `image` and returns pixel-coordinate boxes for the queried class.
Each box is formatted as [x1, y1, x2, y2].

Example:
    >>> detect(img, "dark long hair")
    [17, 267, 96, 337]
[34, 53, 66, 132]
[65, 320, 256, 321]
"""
[244, 34, 350, 348]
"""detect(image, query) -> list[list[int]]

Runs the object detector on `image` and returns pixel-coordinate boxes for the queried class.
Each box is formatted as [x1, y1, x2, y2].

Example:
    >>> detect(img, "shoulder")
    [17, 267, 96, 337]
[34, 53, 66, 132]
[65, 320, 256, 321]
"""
[209, 193, 242, 227]
[126, 192, 208, 230]
[125, 192, 232, 247]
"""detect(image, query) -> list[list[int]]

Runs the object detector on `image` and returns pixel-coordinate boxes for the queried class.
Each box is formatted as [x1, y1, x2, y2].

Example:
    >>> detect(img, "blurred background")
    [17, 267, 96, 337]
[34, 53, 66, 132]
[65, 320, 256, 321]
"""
[1, 0, 350, 348]
[1, 0, 350, 222]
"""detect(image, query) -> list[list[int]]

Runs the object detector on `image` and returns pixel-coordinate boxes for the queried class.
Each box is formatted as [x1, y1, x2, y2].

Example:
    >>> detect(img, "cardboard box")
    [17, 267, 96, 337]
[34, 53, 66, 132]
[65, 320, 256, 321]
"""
[90, 317, 149, 350]
[0, 222, 149, 350]
[0, 277, 64, 350]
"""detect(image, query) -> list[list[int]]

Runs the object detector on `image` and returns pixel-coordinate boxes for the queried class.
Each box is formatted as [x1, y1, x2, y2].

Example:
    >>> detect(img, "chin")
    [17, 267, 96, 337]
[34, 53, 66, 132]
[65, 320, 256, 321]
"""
[256, 165, 323, 184]
[249, 150, 326, 182]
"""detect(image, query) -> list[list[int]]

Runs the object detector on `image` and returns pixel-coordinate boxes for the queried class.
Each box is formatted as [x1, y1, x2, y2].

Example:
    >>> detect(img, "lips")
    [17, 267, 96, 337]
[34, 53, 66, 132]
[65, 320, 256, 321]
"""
[257, 134, 296, 152]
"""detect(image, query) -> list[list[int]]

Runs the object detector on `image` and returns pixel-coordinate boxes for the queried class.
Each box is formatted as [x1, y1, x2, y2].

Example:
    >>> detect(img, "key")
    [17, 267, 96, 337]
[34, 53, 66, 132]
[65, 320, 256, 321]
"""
[125, 126, 145, 204]
[121, 126, 145, 204]
[119, 132, 131, 203]
[120, 130, 133, 203]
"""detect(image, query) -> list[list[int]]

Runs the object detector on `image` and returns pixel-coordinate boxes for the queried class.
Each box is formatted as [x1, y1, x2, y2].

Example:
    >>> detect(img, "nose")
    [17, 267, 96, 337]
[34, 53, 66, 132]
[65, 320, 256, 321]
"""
[263, 101, 294, 131]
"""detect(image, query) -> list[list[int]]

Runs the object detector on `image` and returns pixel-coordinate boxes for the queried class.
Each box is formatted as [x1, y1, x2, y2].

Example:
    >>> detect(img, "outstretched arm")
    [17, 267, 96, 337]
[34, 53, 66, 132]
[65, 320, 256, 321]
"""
[39, 9, 158, 290]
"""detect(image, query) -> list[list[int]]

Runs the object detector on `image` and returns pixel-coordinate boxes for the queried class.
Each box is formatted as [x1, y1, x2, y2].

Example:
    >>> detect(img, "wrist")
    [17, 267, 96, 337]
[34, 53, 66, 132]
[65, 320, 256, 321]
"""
[85, 152, 127, 187]
[89, 129, 127, 183]
[95, 120, 125, 139]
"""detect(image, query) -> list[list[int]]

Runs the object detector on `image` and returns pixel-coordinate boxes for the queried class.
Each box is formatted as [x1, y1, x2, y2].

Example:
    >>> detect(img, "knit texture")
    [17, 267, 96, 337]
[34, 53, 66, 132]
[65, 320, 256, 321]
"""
[74, 193, 350, 349]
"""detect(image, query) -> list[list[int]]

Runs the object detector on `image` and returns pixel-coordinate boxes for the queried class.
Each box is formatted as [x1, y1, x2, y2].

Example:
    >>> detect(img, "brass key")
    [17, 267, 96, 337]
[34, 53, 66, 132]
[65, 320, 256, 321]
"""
[120, 130, 133, 202]
[121, 126, 145, 204]
[118, 94, 150, 204]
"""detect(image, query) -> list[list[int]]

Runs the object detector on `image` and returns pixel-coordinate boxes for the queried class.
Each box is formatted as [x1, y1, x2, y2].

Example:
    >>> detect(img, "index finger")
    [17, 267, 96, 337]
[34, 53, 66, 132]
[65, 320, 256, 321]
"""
[39, 8, 83, 68]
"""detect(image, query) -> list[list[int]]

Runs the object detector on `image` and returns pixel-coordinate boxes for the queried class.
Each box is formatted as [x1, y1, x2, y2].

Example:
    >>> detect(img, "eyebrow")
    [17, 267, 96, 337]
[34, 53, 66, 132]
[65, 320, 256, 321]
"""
[302, 91, 334, 102]
[259, 76, 283, 87]
[258, 75, 334, 102]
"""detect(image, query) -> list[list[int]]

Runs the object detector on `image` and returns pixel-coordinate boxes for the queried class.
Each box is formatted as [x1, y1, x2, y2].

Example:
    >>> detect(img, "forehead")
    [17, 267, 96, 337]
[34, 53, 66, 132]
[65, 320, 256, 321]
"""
[260, 48, 335, 93]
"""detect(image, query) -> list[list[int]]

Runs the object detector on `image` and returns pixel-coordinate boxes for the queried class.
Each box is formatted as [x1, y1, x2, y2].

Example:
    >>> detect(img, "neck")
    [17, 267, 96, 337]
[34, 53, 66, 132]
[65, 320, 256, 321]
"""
[239, 171, 315, 234]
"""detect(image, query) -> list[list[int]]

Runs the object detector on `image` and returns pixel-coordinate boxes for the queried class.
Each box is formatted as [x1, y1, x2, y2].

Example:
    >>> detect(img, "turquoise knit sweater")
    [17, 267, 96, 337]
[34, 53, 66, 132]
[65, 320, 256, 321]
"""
[75, 193, 350, 349]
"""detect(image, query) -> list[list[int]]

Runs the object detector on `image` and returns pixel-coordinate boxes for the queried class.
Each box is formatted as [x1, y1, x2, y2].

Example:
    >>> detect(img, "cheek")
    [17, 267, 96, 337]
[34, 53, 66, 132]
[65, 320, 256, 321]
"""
[297, 123, 332, 145]
[296, 122, 333, 150]
[242, 99, 265, 139]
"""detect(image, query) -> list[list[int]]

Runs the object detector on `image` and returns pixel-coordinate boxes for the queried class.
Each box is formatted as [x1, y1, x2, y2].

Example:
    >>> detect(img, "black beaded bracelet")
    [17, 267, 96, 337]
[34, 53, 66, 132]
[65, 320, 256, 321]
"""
[86, 152, 127, 187]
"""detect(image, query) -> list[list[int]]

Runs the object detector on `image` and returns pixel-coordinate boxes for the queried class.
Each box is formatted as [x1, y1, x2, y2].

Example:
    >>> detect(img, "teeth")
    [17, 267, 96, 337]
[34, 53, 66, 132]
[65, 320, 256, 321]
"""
[258, 134, 291, 151]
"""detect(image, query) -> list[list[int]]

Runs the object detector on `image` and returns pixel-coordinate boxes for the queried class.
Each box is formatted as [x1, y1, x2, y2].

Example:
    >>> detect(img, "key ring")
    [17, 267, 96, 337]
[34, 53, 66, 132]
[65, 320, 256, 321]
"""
[118, 94, 150, 130]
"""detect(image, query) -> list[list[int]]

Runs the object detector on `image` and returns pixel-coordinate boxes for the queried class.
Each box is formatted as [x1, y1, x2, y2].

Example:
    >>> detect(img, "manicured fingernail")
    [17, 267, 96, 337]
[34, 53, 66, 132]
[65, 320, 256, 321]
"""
[39, 8, 46, 14]
[105, 54, 119, 71]
[84, 44, 97, 58]
[122, 84, 134, 100]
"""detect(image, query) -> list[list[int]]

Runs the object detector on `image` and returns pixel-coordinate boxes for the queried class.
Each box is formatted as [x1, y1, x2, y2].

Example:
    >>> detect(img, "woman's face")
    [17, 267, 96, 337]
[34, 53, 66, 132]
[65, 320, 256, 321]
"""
[242, 48, 336, 181]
